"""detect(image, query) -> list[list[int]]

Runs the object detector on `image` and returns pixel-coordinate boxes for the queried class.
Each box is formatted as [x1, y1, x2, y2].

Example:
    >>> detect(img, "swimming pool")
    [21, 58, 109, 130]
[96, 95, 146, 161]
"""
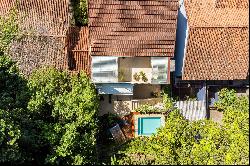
[138, 117, 162, 136]
[134, 114, 165, 137]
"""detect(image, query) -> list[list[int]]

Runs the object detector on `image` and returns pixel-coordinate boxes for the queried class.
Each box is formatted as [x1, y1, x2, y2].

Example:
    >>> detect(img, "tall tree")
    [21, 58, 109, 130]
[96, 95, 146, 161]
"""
[27, 68, 99, 165]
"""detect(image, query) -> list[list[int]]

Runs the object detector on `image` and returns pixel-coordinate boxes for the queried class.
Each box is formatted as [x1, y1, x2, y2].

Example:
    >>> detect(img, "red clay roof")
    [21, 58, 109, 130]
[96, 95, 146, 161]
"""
[89, 0, 179, 57]
[184, 0, 248, 27]
[0, 0, 91, 75]
[66, 27, 91, 76]
[0, 0, 70, 36]
[182, 0, 249, 80]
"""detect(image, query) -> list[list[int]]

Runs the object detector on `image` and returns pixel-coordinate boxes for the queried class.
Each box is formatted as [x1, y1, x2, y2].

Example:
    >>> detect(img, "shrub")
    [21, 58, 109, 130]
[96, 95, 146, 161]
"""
[214, 88, 237, 111]
[139, 71, 148, 82]
[162, 93, 174, 111]
[134, 104, 156, 114]
[133, 72, 140, 81]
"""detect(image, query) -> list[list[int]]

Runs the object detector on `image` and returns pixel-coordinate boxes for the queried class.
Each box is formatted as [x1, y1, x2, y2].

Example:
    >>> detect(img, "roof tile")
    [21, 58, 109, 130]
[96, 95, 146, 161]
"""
[183, 27, 249, 80]
[183, 0, 249, 80]
[89, 0, 179, 57]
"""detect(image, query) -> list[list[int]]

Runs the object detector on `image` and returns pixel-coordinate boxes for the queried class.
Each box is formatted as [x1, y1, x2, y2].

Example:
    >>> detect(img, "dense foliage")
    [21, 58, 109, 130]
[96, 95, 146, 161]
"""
[162, 93, 174, 111]
[134, 93, 174, 114]
[0, 109, 22, 163]
[71, 0, 88, 26]
[0, 55, 29, 110]
[111, 89, 249, 165]
[214, 88, 238, 111]
[0, 9, 29, 164]
[0, 8, 19, 54]
[27, 68, 99, 165]
[0, 65, 99, 165]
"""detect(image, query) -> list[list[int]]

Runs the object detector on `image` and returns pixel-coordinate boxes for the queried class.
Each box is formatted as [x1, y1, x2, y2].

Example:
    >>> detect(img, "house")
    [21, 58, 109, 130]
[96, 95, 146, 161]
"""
[88, 0, 179, 116]
[174, 0, 249, 112]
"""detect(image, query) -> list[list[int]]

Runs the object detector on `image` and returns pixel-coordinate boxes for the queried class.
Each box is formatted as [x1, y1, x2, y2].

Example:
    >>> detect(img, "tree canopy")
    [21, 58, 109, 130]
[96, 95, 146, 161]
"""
[0, 8, 19, 54]
[0, 66, 99, 165]
[111, 89, 249, 165]
[27, 68, 99, 165]
[0, 4, 249, 165]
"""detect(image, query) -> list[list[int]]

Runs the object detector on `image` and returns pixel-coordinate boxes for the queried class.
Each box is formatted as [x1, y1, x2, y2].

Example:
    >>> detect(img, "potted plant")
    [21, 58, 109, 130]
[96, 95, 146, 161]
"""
[139, 71, 148, 82]
[133, 72, 140, 81]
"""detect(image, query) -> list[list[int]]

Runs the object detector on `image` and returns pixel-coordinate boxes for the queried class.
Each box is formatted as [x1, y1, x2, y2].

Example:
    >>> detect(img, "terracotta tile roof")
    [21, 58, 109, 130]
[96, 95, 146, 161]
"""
[0, 0, 70, 36]
[9, 35, 68, 76]
[11, 26, 91, 76]
[66, 26, 91, 76]
[215, 0, 249, 8]
[89, 0, 179, 57]
[184, 0, 249, 27]
[0, 1, 91, 76]
[182, 0, 249, 80]
[183, 28, 249, 80]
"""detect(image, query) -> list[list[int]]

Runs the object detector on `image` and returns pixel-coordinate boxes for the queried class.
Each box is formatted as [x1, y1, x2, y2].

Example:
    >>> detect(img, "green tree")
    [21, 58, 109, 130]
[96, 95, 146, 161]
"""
[111, 109, 188, 165]
[162, 93, 174, 111]
[0, 7, 30, 164]
[0, 4, 99, 165]
[219, 90, 249, 165]
[0, 55, 31, 164]
[214, 88, 238, 111]
[177, 120, 226, 165]
[0, 55, 29, 110]
[27, 67, 99, 165]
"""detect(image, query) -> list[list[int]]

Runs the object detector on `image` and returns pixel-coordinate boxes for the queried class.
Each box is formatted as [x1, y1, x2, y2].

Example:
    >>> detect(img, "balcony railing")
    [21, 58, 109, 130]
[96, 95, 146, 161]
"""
[131, 98, 162, 110]
[113, 98, 162, 115]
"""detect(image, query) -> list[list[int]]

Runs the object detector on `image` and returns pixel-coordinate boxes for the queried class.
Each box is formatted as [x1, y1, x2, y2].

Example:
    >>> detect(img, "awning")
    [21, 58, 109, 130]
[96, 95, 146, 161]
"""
[96, 83, 133, 95]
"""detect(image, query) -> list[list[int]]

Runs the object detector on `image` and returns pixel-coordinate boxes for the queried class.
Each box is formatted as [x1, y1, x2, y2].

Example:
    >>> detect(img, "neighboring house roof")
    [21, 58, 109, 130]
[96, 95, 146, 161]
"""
[66, 26, 91, 76]
[89, 0, 179, 57]
[0, 0, 70, 36]
[0, 0, 91, 76]
[183, 0, 249, 80]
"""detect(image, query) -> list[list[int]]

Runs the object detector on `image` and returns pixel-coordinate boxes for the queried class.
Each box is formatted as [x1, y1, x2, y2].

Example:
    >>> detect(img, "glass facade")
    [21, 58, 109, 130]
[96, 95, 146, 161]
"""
[91, 56, 118, 83]
[92, 56, 169, 84]
[151, 57, 168, 84]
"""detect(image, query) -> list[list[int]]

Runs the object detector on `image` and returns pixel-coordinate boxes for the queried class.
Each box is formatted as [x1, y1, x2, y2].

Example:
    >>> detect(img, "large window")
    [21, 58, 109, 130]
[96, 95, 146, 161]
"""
[151, 57, 169, 84]
[92, 56, 118, 83]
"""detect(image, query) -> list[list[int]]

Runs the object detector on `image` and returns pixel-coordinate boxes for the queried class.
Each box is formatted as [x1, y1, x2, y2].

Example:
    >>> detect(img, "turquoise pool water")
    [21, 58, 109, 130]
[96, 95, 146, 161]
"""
[138, 117, 161, 136]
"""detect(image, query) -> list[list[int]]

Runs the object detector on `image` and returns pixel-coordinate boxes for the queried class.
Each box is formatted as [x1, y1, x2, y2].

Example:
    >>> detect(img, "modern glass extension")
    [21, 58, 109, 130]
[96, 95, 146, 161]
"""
[91, 56, 169, 84]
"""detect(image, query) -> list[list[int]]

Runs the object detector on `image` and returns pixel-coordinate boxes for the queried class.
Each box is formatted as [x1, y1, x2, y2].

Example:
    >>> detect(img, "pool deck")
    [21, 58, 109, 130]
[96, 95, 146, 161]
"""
[120, 112, 166, 139]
